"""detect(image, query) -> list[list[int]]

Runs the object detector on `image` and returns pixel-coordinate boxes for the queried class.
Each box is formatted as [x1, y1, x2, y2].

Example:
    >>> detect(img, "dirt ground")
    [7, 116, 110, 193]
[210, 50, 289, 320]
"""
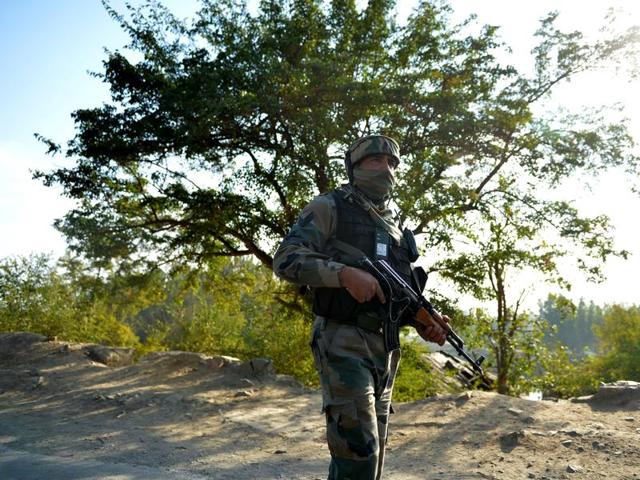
[0, 332, 639, 480]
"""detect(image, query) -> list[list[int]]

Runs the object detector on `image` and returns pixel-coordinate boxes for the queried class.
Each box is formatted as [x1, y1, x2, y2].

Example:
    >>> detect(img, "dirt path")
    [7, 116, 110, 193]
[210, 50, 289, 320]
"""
[1, 333, 638, 479]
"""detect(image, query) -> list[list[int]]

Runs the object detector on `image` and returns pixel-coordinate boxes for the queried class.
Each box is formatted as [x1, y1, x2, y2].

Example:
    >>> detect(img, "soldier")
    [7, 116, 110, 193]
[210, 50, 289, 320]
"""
[273, 135, 449, 480]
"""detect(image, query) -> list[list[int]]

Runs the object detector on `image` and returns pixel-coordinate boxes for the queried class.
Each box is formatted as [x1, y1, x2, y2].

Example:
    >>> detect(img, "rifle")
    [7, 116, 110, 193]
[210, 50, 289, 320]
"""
[359, 256, 487, 380]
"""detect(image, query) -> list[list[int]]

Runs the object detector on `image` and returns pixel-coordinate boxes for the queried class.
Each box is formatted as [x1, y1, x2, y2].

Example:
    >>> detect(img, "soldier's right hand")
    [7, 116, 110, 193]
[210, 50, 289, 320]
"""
[338, 266, 386, 304]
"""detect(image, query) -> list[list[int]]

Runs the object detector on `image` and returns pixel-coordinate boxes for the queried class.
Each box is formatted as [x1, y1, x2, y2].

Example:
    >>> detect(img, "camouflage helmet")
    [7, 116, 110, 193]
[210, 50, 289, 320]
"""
[344, 134, 400, 182]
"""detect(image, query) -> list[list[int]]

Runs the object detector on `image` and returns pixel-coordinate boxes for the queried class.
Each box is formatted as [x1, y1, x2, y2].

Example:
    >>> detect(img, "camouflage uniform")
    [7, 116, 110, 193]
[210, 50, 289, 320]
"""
[273, 135, 406, 480]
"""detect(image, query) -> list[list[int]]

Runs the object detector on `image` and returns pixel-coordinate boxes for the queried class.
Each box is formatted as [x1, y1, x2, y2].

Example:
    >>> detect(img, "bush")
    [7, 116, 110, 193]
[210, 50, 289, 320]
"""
[593, 305, 640, 382]
[0, 254, 139, 348]
[539, 345, 601, 398]
[393, 338, 441, 402]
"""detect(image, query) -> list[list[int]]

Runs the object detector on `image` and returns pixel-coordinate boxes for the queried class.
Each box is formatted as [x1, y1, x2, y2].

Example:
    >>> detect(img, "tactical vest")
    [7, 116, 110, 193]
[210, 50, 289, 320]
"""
[312, 189, 415, 322]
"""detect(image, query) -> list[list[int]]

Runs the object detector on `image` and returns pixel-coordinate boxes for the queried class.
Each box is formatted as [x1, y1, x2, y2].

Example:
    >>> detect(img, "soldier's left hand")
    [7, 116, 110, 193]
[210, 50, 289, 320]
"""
[433, 311, 451, 331]
[414, 308, 450, 345]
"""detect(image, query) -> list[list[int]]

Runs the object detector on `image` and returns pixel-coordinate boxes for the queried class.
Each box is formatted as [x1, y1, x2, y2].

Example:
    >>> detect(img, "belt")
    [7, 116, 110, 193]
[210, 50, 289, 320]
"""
[327, 313, 383, 333]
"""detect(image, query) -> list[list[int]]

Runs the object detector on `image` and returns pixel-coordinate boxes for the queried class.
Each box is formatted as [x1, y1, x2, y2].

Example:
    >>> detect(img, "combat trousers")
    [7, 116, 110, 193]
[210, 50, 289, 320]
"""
[310, 316, 401, 480]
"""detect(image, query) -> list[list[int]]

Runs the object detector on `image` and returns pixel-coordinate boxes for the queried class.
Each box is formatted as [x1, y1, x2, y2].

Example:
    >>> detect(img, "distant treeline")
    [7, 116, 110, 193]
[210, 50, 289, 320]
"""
[539, 295, 604, 357]
[537, 294, 640, 397]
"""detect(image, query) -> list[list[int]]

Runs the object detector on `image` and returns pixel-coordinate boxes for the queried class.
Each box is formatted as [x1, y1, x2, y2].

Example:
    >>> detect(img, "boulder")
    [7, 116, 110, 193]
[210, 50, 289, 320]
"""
[499, 430, 526, 452]
[234, 357, 275, 377]
[589, 381, 640, 406]
[83, 345, 135, 367]
[0, 332, 47, 357]
[141, 351, 241, 370]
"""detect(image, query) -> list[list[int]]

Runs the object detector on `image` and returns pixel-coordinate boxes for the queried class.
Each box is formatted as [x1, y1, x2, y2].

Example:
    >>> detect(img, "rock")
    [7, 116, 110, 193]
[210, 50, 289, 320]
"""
[528, 473, 535, 479]
[0, 333, 48, 364]
[249, 358, 274, 375]
[507, 407, 524, 416]
[143, 351, 241, 370]
[623, 417, 635, 422]
[224, 357, 276, 378]
[0, 332, 47, 350]
[206, 355, 242, 369]
[164, 394, 183, 404]
[455, 391, 473, 405]
[576, 446, 585, 453]
[273, 449, 287, 454]
[275, 374, 302, 387]
[570, 395, 593, 403]
[240, 378, 255, 387]
[561, 440, 573, 447]
[586, 422, 605, 430]
[567, 464, 583, 473]
[122, 394, 142, 406]
[234, 390, 252, 398]
[589, 381, 640, 406]
[592, 441, 606, 450]
[500, 430, 525, 452]
[84, 345, 134, 367]
[32, 376, 45, 389]
[523, 416, 536, 424]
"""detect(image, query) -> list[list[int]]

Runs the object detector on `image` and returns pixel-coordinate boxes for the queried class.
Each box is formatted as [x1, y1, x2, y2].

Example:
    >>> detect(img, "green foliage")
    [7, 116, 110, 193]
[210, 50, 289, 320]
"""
[467, 306, 549, 395]
[592, 305, 640, 382]
[538, 344, 601, 398]
[161, 259, 317, 385]
[531, 301, 640, 398]
[0, 254, 317, 384]
[0, 254, 139, 347]
[0, 253, 443, 396]
[393, 337, 441, 402]
[4, 252, 638, 399]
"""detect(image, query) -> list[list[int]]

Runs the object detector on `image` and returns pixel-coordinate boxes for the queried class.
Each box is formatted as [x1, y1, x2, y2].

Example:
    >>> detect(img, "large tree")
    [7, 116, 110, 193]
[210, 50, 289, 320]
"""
[37, 1, 639, 388]
[38, 0, 638, 270]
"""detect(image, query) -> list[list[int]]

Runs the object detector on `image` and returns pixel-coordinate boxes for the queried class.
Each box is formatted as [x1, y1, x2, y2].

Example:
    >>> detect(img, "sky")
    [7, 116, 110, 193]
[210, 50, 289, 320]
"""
[1, 0, 639, 311]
